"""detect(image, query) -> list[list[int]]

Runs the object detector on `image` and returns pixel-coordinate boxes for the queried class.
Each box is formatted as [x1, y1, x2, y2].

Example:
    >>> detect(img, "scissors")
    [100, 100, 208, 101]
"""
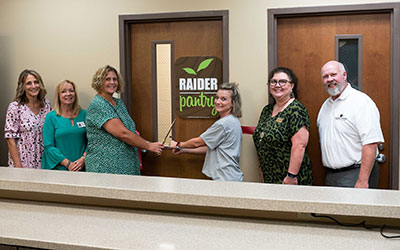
[161, 119, 176, 145]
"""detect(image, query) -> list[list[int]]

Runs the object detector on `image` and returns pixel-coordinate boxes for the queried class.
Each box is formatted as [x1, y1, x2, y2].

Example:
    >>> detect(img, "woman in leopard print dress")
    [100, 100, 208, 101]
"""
[253, 67, 313, 185]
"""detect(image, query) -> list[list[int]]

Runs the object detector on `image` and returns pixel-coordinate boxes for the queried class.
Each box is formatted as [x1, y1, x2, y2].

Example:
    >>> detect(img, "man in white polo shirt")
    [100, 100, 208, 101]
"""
[317, 60, 384, 188]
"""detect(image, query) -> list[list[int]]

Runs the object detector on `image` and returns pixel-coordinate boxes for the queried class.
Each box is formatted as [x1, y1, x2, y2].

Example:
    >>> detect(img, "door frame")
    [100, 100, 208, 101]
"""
[118, 10, 229, 115]
[267, 3, 400, 189]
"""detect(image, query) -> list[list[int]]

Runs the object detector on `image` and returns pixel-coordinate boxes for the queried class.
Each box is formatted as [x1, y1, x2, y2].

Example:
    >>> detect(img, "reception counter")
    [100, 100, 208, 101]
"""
[0, 167, 399, 249]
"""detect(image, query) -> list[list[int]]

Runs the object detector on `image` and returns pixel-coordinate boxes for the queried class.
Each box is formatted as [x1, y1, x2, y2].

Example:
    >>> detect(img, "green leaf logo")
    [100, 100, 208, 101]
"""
[197, 58, 214, 73]
[183, 67, 197, 75]
[182, 58, 214, 75]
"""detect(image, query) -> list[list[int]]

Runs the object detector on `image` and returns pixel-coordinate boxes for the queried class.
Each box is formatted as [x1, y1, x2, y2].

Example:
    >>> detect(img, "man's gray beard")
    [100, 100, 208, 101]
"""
[326, 82, 345, 96]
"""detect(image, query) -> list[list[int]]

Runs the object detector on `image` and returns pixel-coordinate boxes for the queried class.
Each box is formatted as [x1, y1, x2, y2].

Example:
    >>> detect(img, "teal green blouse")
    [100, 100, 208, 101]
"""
[85, 95, 140, 175]
[41, 109, 88, 170]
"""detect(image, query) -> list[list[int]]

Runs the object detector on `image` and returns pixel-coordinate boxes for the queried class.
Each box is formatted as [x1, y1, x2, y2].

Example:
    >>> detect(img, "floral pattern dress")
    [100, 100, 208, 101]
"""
[4, 100, 51, 168]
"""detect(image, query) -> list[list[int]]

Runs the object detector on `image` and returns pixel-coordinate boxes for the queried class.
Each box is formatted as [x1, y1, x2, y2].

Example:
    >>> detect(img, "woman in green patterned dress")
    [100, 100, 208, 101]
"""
[253, 67, 313, 185]
[85, 65, 163, 175]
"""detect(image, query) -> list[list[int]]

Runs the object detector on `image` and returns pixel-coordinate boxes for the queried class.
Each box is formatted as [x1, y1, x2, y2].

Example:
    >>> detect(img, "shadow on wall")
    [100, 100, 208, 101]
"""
[0, 36, 13, 166]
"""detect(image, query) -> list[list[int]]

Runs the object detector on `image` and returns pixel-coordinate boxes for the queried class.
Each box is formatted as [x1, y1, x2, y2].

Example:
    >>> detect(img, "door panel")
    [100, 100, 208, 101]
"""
[277, 13, 391, 188]
[130, 20, 222, 179]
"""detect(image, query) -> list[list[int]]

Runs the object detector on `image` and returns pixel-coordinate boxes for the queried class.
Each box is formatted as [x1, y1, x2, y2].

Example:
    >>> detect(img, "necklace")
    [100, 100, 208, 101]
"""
[275, 97, 293, 110]
[273, 97, 294, 116]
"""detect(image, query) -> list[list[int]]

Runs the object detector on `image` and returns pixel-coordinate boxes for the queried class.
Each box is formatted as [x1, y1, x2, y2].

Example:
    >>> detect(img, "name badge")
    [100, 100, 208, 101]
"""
[77, 122, 86, 128]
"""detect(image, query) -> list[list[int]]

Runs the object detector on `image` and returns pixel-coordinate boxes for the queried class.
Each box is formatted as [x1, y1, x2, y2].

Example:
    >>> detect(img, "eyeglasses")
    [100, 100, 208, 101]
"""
[269, 79, 291, 86]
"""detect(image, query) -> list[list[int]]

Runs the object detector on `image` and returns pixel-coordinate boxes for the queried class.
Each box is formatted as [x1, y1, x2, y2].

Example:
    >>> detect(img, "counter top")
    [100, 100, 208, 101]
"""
[1, 167, 400, 249]
[0, 167, 399, 221]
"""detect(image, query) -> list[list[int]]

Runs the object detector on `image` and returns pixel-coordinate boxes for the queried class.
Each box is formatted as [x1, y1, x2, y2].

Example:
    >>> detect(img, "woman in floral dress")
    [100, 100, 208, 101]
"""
[5, 69, 51, 169]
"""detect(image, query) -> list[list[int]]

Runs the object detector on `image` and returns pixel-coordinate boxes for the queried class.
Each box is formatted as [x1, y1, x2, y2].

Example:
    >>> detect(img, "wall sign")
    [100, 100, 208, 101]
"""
[174, 56, 222, 118]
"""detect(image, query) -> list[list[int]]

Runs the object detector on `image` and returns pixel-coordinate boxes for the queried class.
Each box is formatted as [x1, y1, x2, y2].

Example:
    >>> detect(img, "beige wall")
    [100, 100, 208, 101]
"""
[0, 0, 398, 185]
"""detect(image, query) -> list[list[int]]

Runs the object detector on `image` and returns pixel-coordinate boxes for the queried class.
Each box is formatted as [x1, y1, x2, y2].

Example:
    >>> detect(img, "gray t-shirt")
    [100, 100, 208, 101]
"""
[200, 114, 243, 181]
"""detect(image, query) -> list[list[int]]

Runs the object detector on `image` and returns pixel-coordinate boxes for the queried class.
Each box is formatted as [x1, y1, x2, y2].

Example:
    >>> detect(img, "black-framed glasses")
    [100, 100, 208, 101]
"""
[269, 79, 291, 86]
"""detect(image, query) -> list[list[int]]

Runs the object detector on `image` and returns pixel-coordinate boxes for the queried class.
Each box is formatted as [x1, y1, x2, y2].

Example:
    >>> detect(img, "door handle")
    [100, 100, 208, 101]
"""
[376, 153, 386, 163]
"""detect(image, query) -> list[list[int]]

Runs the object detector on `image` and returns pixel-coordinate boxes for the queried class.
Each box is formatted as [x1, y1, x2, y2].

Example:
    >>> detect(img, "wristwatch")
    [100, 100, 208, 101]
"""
[287, 172, 298, 178]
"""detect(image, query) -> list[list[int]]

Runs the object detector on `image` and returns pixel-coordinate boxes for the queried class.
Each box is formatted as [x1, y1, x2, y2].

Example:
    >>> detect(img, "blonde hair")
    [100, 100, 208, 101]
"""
[14, 69, 47, 107]
[54, 80, 80, 116]
[218, 82, 242, 118]
[91, 65, 125, 93]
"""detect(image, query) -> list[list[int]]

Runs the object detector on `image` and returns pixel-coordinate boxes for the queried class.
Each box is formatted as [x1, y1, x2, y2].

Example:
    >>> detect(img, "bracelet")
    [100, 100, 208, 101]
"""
[176, 141, 181, 151]
[66, 160, 71, 168]
[287, 172, 298, 178]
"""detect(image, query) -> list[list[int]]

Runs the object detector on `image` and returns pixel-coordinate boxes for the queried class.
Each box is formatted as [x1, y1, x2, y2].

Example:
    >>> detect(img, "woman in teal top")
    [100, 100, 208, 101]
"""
[85, 65, 163, 175]
[42, 80, 87, 171]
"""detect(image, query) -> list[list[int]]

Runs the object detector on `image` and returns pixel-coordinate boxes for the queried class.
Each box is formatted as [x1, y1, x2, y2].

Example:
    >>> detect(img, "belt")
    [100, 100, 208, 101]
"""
[325, 164, 361, 173]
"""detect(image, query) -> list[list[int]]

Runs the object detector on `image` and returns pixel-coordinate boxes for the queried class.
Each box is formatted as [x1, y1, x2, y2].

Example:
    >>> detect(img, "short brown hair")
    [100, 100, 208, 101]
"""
[91, 65, 125, 93]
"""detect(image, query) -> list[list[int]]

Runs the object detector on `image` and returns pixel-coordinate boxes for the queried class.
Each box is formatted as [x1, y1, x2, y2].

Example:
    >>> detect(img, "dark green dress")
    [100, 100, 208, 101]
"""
[253, 99, 313, 185]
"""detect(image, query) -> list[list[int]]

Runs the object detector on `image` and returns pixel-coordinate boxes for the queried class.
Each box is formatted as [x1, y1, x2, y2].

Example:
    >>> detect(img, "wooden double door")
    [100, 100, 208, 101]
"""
[276, 12, 391, 188]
